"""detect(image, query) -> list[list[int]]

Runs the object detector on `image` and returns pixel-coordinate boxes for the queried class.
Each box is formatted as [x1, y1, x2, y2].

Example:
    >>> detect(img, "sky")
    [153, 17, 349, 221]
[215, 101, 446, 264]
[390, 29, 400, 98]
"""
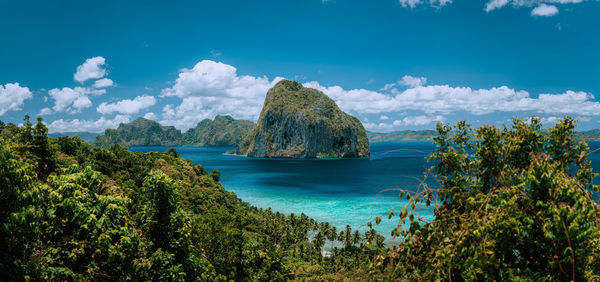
[0, 0, 599, 133]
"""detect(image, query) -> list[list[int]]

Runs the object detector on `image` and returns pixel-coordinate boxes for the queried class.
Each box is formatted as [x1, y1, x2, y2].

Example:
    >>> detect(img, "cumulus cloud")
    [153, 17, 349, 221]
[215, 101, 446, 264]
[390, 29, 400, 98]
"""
[485, 0, 509, 12]
[159, 60, 283, 129]
[531, 4, 559, 16]
[143, 112, 158, 120]
[157, 60, 599, 131]
[0, 83, 33, 116]
[93, 78, 114, 88]
[97, 95, 157, 115]
[365, 115, 445, 132]
[399, 75, 427, 88]
[306, 81, 600, 118]
[47, 114, 130, 133]
[363, 122, 396, 132]
[39, 107, 52, 115]
[74, 56, 107, 83]
[47, 87, 105, 114]
[45, 57, 115, 114]
[379, 76, 426, 91]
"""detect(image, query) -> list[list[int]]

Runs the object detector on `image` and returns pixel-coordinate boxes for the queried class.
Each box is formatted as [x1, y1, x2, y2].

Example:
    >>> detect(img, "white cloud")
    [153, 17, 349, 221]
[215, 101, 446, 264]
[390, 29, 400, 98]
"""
[47, 114, 130, 133]
[380, 115, 390, 120]
[47, 87, 105, 114]
[365, 115, 445, 132]
[531, 4, 559, 16]
[156, 60, 599, 131]
[399, 0, 423, 8]
[45, 57, 113, 114]
[39, 107, 52, 115]
[381, 83, 396, 91]
[393, 115, 445, 126]
[399, 0, 452, 8]
[363, 122, 396, 132]
[97, 95, 157, 115]
[160, 60, 283, 129]
[93, 78, 114, 88]
[0, 83, 33, 116]
[399, 75, 427, 88]
[485, 0, 589, 15]
[305, 80, 600, 119]
[74, 56, 107, 83]
[485, 0, 509, 12]
[431, 0, 452, 7]
[143, 112, 158, 120]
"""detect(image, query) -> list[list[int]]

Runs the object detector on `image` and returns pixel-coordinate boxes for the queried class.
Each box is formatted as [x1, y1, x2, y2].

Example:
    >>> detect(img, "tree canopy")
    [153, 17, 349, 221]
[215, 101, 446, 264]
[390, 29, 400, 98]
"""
[0, 117, 380, 281]
[374, 117, 600, 280]
[1, 116, 599, 280]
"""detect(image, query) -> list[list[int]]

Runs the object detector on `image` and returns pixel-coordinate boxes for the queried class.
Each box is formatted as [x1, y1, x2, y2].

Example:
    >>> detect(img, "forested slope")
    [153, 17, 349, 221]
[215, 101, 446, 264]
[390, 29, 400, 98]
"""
[0, 116, 383, 281]
[2, 115, 600, 280]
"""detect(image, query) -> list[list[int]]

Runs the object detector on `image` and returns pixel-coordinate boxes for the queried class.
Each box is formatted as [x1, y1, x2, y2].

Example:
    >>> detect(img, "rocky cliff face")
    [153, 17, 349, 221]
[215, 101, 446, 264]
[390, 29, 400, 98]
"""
[94, 118, 182, 148]
[234, 79, 370, 158]
[93, 116, 255, 148]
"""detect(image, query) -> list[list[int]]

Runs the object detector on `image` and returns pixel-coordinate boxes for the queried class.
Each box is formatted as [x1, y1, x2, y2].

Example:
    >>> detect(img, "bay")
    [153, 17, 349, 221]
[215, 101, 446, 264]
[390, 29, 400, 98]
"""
[132, 141, 600, 238]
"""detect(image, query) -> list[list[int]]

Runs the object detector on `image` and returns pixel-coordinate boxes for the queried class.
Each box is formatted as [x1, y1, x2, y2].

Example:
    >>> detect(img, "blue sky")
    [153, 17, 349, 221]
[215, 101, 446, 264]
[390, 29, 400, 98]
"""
[0, 0, 598, 132]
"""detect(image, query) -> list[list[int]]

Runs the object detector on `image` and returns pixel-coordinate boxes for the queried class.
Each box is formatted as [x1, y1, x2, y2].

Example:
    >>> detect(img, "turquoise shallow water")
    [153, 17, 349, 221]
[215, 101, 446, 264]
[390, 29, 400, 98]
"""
[132, 141, 600, 239]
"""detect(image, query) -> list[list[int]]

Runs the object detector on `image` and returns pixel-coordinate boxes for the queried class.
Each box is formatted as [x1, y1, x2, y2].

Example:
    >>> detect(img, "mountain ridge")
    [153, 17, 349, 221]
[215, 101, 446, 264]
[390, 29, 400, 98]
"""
[93, 115, 255, 148]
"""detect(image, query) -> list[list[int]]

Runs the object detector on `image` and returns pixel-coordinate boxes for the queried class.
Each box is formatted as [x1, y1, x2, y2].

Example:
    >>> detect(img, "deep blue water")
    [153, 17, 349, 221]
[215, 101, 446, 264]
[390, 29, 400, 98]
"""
[132, 142, 600, 238]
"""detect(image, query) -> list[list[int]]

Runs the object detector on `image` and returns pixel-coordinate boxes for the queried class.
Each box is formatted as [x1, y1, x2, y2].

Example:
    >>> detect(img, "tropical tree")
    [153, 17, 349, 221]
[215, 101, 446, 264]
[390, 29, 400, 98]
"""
[378, 117, 600, 280]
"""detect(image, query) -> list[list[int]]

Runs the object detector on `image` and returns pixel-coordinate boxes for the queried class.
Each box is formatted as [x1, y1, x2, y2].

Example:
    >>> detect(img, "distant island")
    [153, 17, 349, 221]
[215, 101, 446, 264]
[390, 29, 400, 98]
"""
[50, 121, 600, 147]
[368, 128, 600, 142]
[232, 79, 370, 158]
[93, 115, 255, 148]
[367, 130, 438, 142]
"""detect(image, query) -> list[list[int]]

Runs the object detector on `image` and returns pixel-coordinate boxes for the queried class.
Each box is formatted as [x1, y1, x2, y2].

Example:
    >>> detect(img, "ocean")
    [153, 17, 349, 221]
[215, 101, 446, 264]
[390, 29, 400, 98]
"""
[132, 141, 600, 239]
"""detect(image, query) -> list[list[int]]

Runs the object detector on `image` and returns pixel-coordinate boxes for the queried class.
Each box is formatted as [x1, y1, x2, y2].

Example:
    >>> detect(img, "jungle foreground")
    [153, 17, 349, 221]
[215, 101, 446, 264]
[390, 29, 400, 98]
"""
[1, 115, 600, 281]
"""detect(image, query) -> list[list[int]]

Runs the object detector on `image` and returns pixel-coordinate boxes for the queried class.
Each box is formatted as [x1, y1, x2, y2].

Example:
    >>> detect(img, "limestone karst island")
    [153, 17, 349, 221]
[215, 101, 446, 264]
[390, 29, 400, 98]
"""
[2, 1, 600, 281]
[233, 79, 370, 158]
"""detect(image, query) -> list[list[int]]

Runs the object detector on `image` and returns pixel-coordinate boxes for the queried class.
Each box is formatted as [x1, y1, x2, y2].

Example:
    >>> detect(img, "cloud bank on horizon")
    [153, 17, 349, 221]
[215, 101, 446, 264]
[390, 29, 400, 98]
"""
[396, 0, 596, 17]
[1, 57, 598, 134]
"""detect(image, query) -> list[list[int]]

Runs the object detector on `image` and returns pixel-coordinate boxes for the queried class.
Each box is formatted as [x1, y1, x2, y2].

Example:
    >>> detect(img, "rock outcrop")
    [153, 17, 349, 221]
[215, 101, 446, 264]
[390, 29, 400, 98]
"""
[94, 118, 182, 148]
[93, 116, 255, 148]
[233, 79, 370, 158]
[182, 115, 255, 146]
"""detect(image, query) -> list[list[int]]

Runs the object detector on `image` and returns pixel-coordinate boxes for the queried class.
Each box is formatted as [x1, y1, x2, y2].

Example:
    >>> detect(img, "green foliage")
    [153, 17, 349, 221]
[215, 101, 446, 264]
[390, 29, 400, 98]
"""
[378, 117, 600, 280]
[0, 116, 375, 281]
[142, 170, 179, 251]
[0, 138, 36, 279]
[166, 147, 179, 158]
[33, 117, 58, 178]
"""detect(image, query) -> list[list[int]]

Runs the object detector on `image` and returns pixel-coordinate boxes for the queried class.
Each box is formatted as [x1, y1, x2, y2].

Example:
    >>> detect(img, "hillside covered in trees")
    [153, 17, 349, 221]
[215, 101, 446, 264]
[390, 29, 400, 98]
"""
[0, 116, 383, 281]
[1, 115, 600, 280]
[94, 115, 255, 148]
